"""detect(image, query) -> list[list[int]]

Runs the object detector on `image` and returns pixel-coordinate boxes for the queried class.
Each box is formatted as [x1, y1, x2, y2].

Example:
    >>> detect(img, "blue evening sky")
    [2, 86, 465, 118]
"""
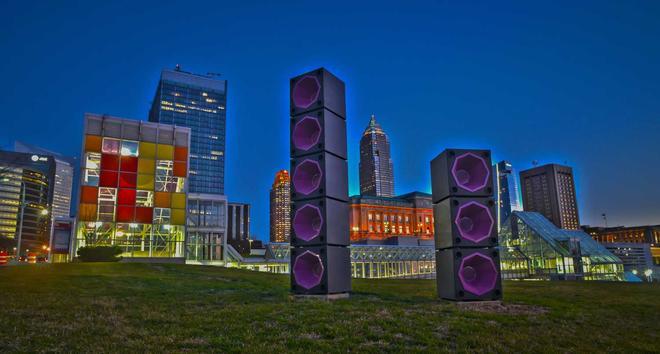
[2, 1, 659, 241]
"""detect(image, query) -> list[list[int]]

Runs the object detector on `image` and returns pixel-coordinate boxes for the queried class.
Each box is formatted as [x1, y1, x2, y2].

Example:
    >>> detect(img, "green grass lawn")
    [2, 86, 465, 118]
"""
[0, 263, 658, 353]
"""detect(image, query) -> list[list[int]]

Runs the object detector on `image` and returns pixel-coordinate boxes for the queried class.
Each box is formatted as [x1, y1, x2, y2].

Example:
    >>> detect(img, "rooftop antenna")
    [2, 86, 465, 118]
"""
[207, 72, 222, 77]
[175, 64, 181, 71]
[532, 160, 539, 166]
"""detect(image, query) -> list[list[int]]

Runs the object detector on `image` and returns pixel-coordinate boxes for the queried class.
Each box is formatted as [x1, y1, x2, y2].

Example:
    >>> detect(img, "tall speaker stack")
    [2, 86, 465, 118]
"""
[289, 68, 351, 299]
[430, 149, 502, 301]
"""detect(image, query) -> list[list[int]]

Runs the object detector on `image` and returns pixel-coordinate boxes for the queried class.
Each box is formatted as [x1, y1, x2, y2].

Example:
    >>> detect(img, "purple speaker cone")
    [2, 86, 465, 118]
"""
[458, 253, 498, 296]
[293, 250, 324, 289]
[451, 152, 490, 192]
[292, 116, 322, 151]
[454, 201, 494, 243]
[293, 204, 323, 241]
[292, 75, 320, 109]
[292, 159, 322, 195]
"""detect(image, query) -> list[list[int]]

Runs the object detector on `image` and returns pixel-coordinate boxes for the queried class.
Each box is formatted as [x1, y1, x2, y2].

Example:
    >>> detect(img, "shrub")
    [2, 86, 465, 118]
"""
[77, 246, 123, 262]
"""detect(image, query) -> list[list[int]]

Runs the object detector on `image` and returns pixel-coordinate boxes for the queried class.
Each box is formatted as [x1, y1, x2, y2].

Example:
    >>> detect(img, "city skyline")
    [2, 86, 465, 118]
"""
[3, 2, 660, 241]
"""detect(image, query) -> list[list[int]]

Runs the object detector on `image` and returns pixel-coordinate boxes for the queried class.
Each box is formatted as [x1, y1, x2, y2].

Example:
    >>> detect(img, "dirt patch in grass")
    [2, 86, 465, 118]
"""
[457, 301, 548, 315]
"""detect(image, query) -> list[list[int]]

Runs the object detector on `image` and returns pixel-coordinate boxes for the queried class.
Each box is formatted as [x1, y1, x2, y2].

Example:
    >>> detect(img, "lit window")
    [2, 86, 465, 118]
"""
[102, 138, 120, 155]
[121, 141, 139, 157]
[154, 208, 171, 224]
[136, 190, 153, 207]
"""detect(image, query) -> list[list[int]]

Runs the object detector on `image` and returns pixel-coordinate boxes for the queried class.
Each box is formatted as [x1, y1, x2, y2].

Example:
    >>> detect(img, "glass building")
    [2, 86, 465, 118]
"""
[148, 67, 227, 194]
[0, 150, 55, 255]
[500, 211, 623, 281]
[149, 67, 228, 262]
[75, 114, 191, 260]
[493, 160, 522, 231]
[15, 141, 75, 219]
[359, 115, 395, 197]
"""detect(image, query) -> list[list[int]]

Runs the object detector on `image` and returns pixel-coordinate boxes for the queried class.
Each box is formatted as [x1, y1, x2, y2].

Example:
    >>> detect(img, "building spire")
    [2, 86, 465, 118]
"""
[369, 114, 377, 127]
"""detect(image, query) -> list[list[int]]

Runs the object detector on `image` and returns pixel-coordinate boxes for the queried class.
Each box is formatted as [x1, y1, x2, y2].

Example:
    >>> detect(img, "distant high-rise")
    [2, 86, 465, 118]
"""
[519, 163, 580, 230]
[148, 66, 228, 261]
[148, 66, 227, 194]
[270, 170, 290, 243]
[359, 115, 394, 197]
[493, 161, 522, 231]
[14, 141, 74, 219]
[0, 150, 55, 254]
[227, 202, 250, 242]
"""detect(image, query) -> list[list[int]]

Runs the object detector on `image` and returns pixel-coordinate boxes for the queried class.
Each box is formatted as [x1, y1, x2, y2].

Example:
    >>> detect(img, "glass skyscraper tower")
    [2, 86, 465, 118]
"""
[149, 67, 227, 194]
[149, 67, 228, 263]
[359, 115, 395, 197]
[493, 160, 522, 231]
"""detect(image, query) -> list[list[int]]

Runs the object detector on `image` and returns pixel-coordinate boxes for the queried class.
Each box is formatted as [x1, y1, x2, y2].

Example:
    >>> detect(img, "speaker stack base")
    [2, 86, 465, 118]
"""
[290, 293, 350, 301]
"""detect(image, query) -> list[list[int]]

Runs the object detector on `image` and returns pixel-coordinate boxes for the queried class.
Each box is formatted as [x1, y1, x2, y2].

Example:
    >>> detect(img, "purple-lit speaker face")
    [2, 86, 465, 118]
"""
[458, 253, 498, 296]
[451, 153, 490, 192]
[292, 159, 322, 195]
[293, 250, 324, 289]
[292, 116, 322, 151]
[293, 204, 323, 241]
[454, 201, 494, 243]
[292, 75, 321, 109]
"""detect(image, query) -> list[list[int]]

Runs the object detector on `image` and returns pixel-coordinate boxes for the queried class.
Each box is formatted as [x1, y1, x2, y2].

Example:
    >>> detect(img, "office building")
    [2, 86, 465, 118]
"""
[75, 114, 191, 260]
[359, 115, 395, 197]
[269, 170, 290, 243]
[493, 160, 522, 231]
[148, 66, 227, 194]
[583, 224, 660, 265]
[227, 202, 250, 242]
[0, 150, 55, 254]
[15, 141, 75, 218]
[519, 163, 580, 230]
[148, 66, 228, 261]
[499, 211, 623, 281]
[349, 192, 434, 243]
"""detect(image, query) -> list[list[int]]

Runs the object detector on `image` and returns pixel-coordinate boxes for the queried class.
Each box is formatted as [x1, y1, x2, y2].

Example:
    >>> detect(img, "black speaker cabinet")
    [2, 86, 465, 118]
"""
[291, 152, 348, 202]
[434, 197, 498, 249]
[290, 68, 346, 118]
[291, 108, 347, 160]
[290, 245, 351, 295]
[436, 247, 502, 301]
[430, 149, 493, 203]
[291, 197, 349, 247]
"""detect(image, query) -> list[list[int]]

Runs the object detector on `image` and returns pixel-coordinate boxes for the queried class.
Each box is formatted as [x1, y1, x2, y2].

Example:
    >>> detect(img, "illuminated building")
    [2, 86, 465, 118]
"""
[15, 141, 74, 218]
[520, 163, 580, 230]
[359, 115, 395, 197]
[148, 66, 228, 262]
[493, 160, 522, 231]
[269, 170, 290, 243]
[583, 225, 660, 266]
[0, 150, 55, 254]
[349, 192, 434, 243]
[75, 114, 190, 260]
[148, 66, 227, 194]
[499, 211, 623, 281]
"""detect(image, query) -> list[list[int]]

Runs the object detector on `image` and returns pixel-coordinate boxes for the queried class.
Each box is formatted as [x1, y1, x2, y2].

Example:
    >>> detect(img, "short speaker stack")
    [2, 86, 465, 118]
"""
[289, 68, 351, 298]
[430, 149, 502, 301]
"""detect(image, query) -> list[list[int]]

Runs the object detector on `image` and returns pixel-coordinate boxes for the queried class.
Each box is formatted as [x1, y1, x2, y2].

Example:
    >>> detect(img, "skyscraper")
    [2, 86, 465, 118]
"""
[493, 160, 522, 231]
[149, 66, 228, 262]
[0, 150, 55, 255]
[148, 66, 227, 194]
[269, 170, 290, 243]
[359, 115, 395, 197]
[519, 163, 580, 230]
[14, 141, 74, 219]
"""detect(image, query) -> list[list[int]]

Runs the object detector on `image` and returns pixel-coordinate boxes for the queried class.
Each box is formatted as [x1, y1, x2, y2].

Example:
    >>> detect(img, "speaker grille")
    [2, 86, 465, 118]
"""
[293, 204, 323, 241]
[292, 159, 322, 195]
[292, 250, 325, 289]
[454, 201, 495, 243]
[458, 253, 499, 296]
[451, 152, 491, 192]
[292, 75, 321, 109]
[292, 116, 322, 151]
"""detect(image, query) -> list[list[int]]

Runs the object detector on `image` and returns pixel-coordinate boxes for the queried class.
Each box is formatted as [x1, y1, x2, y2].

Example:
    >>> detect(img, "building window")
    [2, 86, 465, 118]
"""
[120, 140, 139, 157]
[102, 138, 120, 155]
